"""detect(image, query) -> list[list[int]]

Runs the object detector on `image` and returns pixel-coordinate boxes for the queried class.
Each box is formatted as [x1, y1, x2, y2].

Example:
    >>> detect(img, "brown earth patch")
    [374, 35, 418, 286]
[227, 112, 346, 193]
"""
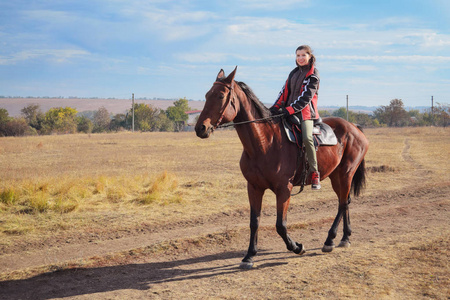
[0, 183, 449, 299]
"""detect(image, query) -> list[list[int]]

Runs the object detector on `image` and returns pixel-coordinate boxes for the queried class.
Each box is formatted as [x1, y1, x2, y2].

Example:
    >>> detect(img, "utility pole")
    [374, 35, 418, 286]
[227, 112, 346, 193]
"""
[346, 95, 349, 121]
[132, 93, 135, 132]
[431, 95, 434, 126]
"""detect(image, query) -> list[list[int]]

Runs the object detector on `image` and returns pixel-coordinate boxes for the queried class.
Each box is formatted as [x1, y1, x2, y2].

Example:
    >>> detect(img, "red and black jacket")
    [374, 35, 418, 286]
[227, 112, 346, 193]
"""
[272, 65, 320, 121]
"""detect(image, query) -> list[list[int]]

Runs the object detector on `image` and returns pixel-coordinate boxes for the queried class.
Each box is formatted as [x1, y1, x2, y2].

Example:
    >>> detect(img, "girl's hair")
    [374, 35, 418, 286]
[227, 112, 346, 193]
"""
[296, 45, 316, 69]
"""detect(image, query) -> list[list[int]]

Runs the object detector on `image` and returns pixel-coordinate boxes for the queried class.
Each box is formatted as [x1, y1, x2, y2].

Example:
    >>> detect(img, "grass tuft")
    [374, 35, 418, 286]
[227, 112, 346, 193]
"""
[93, 176, 107, 194]
[106, 186, 127, 203]
[136, 171, 182, 205]
[27, 192, 50, 213]
[0, 188, 18, 205]
[52, 196, 79, 213]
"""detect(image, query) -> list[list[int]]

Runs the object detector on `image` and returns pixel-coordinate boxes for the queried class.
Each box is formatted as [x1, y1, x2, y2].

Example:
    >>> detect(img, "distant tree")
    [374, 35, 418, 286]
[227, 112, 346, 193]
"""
[373, 99, 409, 127]
[318, 110, 332, 117]
[407, 109, 425, 126]
[41, 107, 78, 134]
[166, 97, 191, 131]
[156, 111, 174, 132]
[354, 113, 377, 127]
[429, 102, 450, 127]
[21, 104, 44, 131]
[0, 108, 11, 136]
[372, 118, 381, 127]
[110, 113, 127, 131]
[0, 108, 10, 124]
[92, 106, 111, 133]
[331, 107, 347, 119]
[77, 115, 93, 133]
[332, 107, 356, 123]
[128, 103, 161, 131]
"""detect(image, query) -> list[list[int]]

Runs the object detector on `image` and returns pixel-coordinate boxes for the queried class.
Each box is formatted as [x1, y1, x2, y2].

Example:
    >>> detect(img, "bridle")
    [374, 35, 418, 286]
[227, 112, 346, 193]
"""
[212, 80, 236, 129]
[211, 80, 284, 129]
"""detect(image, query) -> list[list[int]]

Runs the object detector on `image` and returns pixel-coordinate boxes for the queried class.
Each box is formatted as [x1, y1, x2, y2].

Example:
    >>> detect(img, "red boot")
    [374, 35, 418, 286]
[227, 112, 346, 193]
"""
[311, 171, 321, 190]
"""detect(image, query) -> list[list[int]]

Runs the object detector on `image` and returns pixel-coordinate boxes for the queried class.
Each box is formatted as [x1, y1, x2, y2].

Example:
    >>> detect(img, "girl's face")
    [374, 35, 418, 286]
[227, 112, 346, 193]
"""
[296, 49, 311, 67]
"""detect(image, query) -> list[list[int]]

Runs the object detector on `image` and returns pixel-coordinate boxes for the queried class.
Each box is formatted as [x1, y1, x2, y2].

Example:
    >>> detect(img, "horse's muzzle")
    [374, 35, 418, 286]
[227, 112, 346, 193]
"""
[195, 124, 213, 139]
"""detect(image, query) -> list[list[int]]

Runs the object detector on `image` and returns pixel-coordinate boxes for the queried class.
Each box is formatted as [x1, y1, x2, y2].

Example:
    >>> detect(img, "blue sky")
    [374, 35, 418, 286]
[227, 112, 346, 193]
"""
[1, 0, 449, 108]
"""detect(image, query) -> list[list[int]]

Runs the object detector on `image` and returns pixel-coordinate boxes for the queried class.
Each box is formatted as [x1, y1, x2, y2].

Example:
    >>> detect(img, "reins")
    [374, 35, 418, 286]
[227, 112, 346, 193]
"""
[213, 80, 285, 129]
[216, 114, 284, 129]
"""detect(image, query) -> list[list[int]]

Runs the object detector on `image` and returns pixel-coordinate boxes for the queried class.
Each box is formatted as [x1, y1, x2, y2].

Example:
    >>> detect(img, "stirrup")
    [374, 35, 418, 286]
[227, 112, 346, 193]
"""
[311, 182, 321, 190]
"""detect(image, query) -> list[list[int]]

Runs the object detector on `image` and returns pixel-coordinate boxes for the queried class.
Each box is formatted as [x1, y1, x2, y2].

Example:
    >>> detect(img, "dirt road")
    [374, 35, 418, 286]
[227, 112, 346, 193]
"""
[0, 180, 449, 299]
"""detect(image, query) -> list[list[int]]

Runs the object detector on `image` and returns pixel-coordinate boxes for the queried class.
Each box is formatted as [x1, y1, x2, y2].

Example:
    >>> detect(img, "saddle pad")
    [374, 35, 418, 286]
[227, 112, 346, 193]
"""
[282, 119, 338, 146]
[315, 122, 338, 146]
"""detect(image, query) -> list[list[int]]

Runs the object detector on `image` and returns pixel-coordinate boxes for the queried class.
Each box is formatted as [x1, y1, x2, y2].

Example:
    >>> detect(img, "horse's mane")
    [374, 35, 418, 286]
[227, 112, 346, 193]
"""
[235, 81, 271, 119]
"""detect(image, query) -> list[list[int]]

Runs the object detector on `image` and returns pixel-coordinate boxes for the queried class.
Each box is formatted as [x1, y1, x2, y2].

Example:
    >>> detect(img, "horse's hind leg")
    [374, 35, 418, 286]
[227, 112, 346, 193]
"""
[338, 195, 352, 248]
[322, 172, 352, 252]
[322, 203, 346, 252]
[240, 183, 263, 269]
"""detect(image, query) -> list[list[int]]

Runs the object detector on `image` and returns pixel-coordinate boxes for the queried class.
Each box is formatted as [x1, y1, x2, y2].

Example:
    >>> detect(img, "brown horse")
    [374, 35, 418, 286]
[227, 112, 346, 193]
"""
[195, 67, 369, 268]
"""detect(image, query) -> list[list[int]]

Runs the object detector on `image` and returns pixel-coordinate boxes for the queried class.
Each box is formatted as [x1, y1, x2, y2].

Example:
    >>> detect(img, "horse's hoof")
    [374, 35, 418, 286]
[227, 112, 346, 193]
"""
[294, 242, 306, 255]
[239, 261, 254, 269]
[322, 244, 334, 252]
[338, 240, 351, 248]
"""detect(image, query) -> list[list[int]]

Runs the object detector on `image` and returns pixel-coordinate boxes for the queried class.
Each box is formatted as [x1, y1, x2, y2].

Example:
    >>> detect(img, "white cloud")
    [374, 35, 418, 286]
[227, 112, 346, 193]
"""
[322, 55, 450, 64]
[127, 5, 220, 42]
[239, 0, 311, 10]
[22, 9, 74, 22]
[410, 32, 450, 48]
[198, 14, 450, 55]
[0, 49, 90, 65]
[179, 52, 268, 64]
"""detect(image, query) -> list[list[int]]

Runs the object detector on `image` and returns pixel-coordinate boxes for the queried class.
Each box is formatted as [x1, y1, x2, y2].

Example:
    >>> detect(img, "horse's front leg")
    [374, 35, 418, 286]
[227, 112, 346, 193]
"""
[240, 183, 264, 269]
[275, 189, 305, 255]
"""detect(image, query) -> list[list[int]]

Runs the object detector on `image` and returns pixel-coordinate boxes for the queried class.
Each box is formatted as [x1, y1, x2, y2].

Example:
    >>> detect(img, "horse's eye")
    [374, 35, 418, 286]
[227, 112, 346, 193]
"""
[219, 94, 225, 100]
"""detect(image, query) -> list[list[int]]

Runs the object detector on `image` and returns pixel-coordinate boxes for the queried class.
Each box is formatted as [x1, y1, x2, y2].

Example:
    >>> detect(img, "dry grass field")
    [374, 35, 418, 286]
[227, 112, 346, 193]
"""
[0, 126, 449, 299]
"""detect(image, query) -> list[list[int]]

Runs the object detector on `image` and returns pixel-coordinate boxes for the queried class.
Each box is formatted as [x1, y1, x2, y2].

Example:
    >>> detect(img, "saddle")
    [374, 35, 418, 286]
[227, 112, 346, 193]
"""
[282, 116, 338, 148]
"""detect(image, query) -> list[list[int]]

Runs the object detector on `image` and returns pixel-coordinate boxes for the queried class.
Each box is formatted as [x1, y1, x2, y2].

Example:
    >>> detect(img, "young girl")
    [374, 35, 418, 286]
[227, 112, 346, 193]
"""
[270, 45, 321, 190]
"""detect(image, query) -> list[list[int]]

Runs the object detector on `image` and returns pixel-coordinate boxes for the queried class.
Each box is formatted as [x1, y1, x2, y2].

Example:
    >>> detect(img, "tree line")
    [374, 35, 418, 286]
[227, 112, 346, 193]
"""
[0, 98, 192, 137]
[0, 98, 448, 137]
[320, 99, 448, 128]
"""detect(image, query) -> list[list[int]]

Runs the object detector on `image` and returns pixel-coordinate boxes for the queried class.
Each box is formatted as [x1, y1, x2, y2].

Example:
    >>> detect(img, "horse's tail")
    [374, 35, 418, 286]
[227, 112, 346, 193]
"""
[351, 124, 367, 197]
[351, 158, 366, 197]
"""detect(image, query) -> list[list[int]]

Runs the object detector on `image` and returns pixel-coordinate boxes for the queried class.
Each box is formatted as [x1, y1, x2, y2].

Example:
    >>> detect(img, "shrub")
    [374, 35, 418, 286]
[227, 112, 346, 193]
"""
[2, 118, 33, 136]
[41, 107, 78, 134]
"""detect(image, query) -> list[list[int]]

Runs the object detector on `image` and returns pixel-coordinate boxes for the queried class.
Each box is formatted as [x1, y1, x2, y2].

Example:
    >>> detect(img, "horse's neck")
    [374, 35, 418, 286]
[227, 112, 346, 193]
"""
[234, 95, 279, 156]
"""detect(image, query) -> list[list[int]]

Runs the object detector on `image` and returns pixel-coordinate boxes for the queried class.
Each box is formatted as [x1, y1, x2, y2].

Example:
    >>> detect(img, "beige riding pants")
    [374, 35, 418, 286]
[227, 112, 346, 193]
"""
[301, 120, 318, 172]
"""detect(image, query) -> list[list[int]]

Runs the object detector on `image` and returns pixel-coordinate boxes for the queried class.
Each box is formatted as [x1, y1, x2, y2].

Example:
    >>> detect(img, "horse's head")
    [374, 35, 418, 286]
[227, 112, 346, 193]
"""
[195, 67, 239, 138]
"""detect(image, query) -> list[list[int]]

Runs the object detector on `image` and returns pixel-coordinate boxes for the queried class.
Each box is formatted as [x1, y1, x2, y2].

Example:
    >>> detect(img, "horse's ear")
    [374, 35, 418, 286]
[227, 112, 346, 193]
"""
[216, 69, 225, 81]
[225, 66, 237, 83]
